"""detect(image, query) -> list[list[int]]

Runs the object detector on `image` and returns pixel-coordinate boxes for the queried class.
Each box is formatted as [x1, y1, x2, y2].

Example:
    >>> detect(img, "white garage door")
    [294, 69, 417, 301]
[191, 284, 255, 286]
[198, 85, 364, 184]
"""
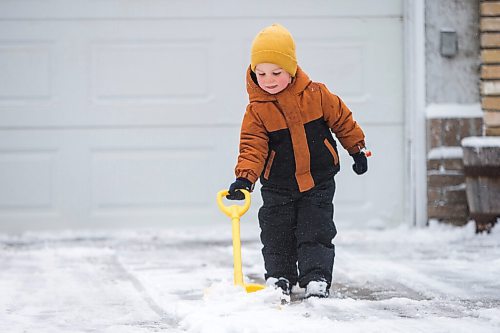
[0, 1, 403, 230]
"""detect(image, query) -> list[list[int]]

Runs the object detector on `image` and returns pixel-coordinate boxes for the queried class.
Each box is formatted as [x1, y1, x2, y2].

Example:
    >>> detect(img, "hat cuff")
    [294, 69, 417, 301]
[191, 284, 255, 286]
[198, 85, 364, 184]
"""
[251, 50, 297, 77]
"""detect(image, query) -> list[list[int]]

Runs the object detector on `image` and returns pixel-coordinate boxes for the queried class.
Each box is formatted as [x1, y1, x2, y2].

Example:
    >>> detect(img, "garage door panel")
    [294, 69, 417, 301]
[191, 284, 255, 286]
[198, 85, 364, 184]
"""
[0, 42, 52, 100]
[91, 148, 213, 210]
[86, 128, 220, 214]
[0, 150, 56, 209]
[0, 128, 226, 227]
[88, 38, 217, 126]
[304, 42, 367, 101]
[0, 23, 80, 126]
[0, 133, 66, 227]
[91, 42, 210, 101]
[298, 18, 403, 125]
[335, 124, 404, 228]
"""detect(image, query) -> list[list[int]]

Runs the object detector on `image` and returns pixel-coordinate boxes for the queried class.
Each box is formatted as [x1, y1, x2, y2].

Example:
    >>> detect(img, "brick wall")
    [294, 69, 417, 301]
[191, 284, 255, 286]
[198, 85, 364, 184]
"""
[427, 114, 483, 225]
[481, 1, 500, 135]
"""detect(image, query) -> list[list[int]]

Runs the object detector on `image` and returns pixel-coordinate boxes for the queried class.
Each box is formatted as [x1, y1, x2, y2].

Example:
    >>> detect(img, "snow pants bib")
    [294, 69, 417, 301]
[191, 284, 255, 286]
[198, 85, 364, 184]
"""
[258, 178, 337, 289]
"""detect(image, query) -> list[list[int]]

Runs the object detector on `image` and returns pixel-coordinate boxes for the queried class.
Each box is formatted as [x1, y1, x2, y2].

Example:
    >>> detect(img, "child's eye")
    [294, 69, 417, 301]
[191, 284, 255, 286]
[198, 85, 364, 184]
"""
[258, 73, 265, 76]
[272, 72, 281, 76]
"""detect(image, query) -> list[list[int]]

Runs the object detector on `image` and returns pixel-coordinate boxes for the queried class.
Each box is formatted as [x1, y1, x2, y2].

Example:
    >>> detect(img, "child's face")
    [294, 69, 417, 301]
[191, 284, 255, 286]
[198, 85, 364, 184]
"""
[254, 63, 292, 94]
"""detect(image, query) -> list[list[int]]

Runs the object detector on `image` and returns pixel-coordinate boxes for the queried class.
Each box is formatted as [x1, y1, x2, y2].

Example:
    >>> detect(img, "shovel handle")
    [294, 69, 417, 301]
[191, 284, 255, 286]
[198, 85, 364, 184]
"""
[216, 189, 251, 219]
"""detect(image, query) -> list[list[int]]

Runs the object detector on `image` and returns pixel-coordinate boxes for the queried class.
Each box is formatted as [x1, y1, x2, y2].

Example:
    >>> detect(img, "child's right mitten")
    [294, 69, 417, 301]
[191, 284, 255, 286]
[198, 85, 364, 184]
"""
[226, 178, 253, 200]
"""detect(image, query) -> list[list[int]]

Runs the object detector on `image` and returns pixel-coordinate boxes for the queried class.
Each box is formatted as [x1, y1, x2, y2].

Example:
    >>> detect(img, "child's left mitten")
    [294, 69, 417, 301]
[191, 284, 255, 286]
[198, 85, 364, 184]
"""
[351, 151, 368, 175]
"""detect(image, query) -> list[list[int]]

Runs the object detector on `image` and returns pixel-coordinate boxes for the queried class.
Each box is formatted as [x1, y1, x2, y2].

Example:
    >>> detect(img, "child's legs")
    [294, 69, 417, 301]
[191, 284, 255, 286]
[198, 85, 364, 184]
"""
[296, 178, 337, 288]
[258, 186, 298, 286]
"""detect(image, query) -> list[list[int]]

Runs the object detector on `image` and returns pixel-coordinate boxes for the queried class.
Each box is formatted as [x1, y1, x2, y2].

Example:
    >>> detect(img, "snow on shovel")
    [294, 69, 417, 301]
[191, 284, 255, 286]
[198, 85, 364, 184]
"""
[216, 189, 265, 293]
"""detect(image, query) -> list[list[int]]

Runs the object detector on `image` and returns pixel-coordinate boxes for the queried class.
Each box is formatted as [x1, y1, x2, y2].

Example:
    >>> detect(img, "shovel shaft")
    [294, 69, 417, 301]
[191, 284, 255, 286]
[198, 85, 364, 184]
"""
[232, 217, 244, 287]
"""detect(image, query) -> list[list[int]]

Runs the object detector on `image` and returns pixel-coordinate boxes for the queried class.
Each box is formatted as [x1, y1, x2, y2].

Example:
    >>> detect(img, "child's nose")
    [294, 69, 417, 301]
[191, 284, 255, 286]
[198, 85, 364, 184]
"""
[264, 76, 274, 83]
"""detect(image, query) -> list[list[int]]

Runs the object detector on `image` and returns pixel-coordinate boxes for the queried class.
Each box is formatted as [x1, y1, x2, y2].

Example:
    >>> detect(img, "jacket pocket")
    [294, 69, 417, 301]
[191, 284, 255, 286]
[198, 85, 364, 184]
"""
[263, 150, 276, 180]
[323, 138, 339, 166]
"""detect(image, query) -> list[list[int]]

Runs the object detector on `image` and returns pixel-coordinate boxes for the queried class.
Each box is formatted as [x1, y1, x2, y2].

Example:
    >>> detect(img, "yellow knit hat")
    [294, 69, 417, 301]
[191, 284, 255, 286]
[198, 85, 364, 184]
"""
[250, 24, 297, 77]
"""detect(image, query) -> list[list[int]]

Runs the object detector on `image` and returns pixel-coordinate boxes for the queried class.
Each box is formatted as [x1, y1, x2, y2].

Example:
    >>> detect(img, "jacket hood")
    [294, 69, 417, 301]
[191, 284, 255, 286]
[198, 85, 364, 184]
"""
[246, 65, 311, 102]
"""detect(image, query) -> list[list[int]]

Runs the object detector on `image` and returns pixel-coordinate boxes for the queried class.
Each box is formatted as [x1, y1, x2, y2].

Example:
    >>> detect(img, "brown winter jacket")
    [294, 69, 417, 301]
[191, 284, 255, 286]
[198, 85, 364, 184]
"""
[235, 66, 366, 192]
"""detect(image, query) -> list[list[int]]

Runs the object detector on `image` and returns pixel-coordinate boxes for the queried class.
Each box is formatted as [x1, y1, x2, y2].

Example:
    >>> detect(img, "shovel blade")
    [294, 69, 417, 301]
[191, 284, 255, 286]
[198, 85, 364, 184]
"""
[245, 283, 266, 293]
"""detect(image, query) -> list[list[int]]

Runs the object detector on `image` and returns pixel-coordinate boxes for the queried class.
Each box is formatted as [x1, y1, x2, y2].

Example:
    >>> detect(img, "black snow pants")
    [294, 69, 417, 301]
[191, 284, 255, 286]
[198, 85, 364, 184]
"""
[258, 178, 337, 289]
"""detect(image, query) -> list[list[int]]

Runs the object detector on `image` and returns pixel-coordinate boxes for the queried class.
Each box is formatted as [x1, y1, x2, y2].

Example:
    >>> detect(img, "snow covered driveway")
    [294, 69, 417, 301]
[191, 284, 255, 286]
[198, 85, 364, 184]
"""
[1, 222, 499, 332]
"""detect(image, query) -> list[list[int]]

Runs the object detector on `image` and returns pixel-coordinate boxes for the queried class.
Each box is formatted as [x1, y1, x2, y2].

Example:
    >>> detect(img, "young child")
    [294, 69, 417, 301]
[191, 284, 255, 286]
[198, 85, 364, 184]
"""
[226, 24, 368, 298]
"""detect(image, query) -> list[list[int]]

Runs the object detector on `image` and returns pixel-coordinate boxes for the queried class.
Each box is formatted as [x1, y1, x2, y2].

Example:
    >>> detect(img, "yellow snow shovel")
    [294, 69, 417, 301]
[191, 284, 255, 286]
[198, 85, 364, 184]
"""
[216, 189, 265, 293]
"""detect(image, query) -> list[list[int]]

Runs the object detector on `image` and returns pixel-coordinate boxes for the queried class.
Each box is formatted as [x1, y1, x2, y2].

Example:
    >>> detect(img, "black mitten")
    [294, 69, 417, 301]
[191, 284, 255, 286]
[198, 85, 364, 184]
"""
[226, 178, 253, 200]
[351, 151, 368, 175]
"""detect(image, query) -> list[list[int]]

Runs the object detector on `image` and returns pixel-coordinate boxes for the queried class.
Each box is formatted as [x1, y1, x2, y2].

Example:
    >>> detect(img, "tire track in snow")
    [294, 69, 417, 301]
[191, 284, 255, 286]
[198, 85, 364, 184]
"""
[109, 254, 181, 330]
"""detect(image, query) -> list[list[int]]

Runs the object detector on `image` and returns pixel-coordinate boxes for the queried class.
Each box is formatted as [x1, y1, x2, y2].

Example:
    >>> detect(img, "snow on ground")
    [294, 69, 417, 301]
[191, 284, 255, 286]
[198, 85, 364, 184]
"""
[1, 220, 500, 333]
